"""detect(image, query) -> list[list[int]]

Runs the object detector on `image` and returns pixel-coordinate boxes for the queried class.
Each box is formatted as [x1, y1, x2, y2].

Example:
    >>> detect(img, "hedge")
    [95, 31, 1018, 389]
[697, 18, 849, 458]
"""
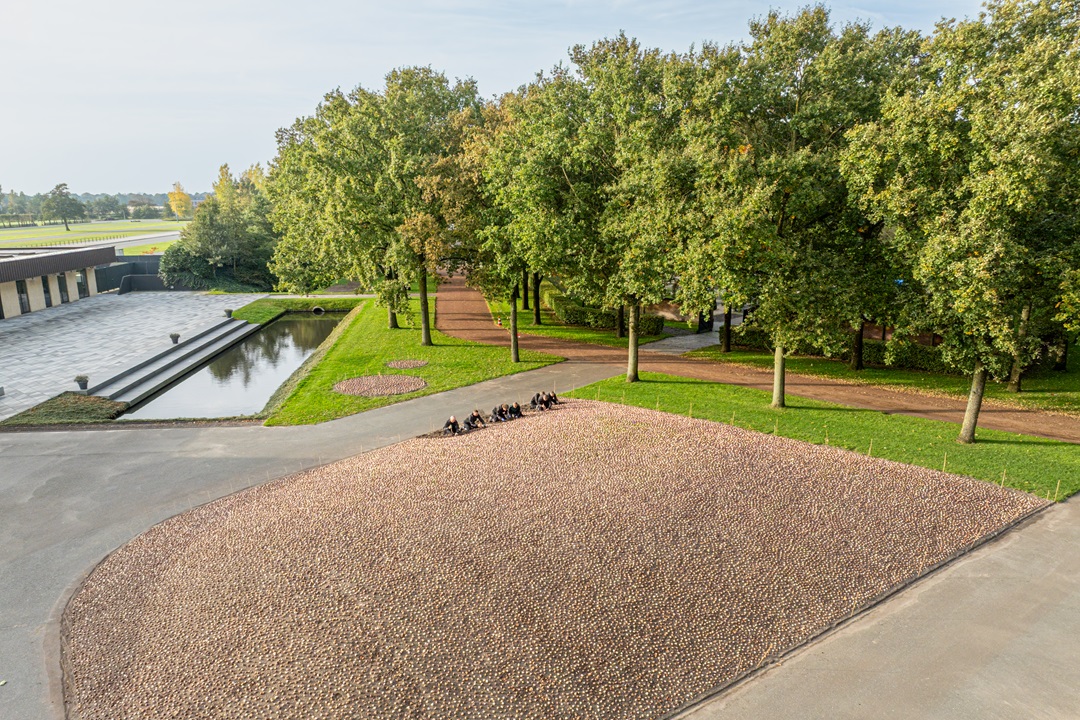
[864, 338, 954, 374]
[539, 283, 665, 335]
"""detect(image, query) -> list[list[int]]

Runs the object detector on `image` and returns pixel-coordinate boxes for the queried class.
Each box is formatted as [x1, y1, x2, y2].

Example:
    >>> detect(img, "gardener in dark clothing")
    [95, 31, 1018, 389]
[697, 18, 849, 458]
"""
[508, 402, 523, 419]
[442, 415, 460, 435]
[549, 390, 560, 405]
[463, 409, 486, 431]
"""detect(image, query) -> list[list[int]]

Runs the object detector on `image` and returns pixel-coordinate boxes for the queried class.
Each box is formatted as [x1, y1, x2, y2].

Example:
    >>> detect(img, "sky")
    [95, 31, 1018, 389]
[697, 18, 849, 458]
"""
[2, 0, 985, 196]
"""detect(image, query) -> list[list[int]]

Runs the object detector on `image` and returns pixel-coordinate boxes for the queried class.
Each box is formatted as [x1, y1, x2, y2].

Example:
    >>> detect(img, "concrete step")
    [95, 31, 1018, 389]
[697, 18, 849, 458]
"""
[90, 320, 260, 405]
[109, 322, 262, 407]
[86, 318, 238, 396]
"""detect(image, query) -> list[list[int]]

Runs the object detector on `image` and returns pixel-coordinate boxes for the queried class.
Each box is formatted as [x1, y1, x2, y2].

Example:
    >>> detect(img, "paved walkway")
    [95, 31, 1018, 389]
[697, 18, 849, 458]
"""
[0, 291, 264, 420]
[435, 275, 1080, 443]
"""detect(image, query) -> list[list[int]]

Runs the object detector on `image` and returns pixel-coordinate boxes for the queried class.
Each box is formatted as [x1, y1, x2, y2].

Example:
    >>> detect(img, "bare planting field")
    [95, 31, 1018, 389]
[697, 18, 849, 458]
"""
[63, 401, 1045, 720]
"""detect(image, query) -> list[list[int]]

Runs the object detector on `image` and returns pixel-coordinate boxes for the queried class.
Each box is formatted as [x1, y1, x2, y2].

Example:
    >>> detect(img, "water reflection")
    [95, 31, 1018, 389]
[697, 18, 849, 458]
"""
[123, 315, 341, 419]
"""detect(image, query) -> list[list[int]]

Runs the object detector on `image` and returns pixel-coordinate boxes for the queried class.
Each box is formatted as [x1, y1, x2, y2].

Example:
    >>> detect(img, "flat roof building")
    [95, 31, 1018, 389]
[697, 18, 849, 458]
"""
[0, 246, 118, 320]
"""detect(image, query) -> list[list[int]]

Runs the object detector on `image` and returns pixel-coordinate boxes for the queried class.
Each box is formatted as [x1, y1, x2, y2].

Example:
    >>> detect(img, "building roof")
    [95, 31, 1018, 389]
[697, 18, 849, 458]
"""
[0, 246, 118, 284]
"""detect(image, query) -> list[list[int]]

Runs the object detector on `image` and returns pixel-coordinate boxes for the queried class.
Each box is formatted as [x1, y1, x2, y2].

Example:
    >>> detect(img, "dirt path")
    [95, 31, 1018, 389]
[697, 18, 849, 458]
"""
[435, 275, 1080, 444]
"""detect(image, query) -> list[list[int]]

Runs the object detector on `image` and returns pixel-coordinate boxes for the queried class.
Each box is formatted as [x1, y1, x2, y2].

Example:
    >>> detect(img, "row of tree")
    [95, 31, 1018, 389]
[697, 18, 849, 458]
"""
[266, 0, 1080, 443]
[0, 184, 201, 223]
[159, 166, 278, 291]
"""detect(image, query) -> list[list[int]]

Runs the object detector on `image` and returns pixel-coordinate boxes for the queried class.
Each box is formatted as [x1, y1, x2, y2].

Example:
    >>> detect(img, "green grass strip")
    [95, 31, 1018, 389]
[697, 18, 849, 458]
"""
[486, 297, 664, 348]
[265, 298, 561, 426]
[567, 372, 1079, 500]
[232, 297, 366, 325]
[1, 392, 127, 426]
[689, 345, 1080, 417]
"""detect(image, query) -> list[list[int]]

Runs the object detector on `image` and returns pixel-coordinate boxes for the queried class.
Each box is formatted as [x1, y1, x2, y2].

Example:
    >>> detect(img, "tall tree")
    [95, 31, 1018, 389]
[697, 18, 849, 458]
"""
[41, 183, 85, 231]
[167, 182, 192, 220]
[269, 68, 478, 343]
[682, 8, 919, 407]
[843, 0, 1080, 442]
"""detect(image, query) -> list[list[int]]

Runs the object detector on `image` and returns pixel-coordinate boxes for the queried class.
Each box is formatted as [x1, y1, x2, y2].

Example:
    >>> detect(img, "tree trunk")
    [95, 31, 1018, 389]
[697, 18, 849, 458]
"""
[521, 269, 529, 311]
[626, 304, 640, 383]
[1054, 334, 1070, 372]
[1007, 303, 1031, 393]
[532, 273, 541, 325]
[850, 320, 865, 371]
[509, 287, 520, 363]
[388, 307, 399, 329]
[418, 265, 432, 346]
[958, 360, 988, 444]
[772, 344, 786, 408]
[615, 305, 625, 339]
[63, 217, 70, 231]
[721, 306, 732, 353]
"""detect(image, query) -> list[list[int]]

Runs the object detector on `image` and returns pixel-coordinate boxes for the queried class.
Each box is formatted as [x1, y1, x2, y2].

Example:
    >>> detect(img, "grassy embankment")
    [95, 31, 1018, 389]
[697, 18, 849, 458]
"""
[0, 220, 187, 248]
[0, 393, 128, 426]
[568, 372, 1080, 501]
[486, 296, 665, 348]
[689, 344, 1080, 417]
[264, 297, 561, 425]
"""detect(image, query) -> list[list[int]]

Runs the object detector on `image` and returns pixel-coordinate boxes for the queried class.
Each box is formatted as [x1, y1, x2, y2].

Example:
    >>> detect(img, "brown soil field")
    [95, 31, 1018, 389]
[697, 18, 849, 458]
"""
[63, 401, 1045, 720]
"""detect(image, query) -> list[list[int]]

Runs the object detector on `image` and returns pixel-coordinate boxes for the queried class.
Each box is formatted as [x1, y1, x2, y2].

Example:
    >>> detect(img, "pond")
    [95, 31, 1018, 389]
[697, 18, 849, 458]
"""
[122, 314, 342, 420]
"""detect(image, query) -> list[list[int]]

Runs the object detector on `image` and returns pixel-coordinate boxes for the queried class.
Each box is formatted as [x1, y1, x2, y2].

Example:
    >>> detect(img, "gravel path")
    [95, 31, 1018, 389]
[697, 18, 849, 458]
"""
[333, 375, 428, 397]
[62, 401, 1044, 720]
[433, 275, 1080, 443]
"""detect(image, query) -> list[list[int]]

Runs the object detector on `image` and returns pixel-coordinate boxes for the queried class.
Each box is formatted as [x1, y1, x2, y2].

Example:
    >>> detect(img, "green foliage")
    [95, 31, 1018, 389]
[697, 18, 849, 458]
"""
[40, 183, 86, 230]
[842, 0, 1080, 382]
[268, 68, 480, 340]
[567, 373, 1080, 500]
[486, 296, 664, 348]
[159, 166, 278, 291]
[539, 282, 664, 335]
[265, 298, 560, 425]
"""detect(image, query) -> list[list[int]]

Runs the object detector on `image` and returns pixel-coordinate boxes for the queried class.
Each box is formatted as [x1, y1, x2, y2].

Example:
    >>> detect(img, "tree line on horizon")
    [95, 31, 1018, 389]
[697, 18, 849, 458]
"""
[176, 0, 1080, 444]
[0, 184, 207, 226]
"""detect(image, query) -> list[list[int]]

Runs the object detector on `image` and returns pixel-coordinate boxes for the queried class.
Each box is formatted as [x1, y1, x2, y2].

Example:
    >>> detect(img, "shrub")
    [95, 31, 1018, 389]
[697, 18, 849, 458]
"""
[539, 283, 664, 335]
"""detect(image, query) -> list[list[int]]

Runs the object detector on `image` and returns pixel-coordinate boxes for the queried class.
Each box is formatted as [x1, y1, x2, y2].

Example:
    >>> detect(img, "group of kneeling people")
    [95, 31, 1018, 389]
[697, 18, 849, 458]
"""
[442, 391, 560, 435]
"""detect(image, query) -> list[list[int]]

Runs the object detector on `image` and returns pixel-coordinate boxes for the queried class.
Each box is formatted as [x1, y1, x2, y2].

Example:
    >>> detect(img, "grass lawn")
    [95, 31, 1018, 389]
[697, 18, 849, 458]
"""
[232, 297, 367, 325]
[486, 297, 665, 348]
[265, 298, 561, 425]
[122, 239, 179, 255]
[0, 220, 187, 247]
[0, 393, 127, 426]
[689, 344, 1080, 417]
[567, 372, 1080, 501]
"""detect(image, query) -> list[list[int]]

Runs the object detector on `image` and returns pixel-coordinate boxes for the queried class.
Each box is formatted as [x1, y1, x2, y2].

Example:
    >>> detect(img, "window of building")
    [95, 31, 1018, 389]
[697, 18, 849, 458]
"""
[41, 276, 52, 307]
[16, 279, 31, 313]
[57, 274, 70, 303]
[75, 271, 89, 299]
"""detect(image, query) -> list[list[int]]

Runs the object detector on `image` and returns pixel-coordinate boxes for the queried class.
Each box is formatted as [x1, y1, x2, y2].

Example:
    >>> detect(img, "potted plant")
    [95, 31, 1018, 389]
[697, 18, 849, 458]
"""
[74, 374, 89, 391]
[170, 332, 180, 345]
[224, 308, 234, 318]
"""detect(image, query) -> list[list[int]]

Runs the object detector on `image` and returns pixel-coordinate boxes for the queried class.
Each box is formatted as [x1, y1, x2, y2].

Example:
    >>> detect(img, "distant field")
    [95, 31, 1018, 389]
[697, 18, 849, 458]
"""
[121, 239, 179, 255]
[0, 220, 187, 248]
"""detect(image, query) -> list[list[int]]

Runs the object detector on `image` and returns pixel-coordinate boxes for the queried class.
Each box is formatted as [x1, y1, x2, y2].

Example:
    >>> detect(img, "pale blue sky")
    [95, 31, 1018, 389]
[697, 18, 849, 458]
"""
[2, 0, 984, 195]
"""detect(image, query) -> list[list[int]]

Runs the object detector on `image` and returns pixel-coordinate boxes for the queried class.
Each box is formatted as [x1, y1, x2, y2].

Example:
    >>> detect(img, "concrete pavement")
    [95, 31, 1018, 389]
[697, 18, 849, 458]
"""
[0, 360, 620, 720]
[680, 499, 1080, 719]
